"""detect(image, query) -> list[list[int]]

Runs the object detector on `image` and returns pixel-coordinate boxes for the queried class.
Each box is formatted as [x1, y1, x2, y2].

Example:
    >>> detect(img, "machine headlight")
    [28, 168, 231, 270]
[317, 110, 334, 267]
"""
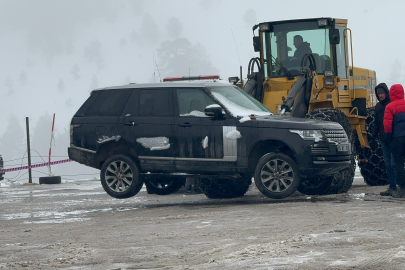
[324, 77, 335, 86]
[324, 70, 334, 77]
[290, 130, 326, 142]
[317, 18, 328, 26]
[259, 23, 270, 31]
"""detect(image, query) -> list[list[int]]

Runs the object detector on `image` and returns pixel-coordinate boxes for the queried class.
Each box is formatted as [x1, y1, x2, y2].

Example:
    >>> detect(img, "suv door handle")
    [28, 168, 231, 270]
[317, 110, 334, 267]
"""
[124, 121, 136, 126]
[178, 123, 192, 128]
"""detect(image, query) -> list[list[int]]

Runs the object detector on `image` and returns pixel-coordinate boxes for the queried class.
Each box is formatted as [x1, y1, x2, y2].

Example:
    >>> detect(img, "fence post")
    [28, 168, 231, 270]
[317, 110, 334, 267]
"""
[25, 117, 32, 184]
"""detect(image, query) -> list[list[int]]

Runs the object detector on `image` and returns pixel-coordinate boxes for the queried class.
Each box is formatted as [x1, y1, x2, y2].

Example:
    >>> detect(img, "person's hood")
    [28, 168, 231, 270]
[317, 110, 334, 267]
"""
[374, 83, 390, 104]
[301, 42, 310, 48]
[389, 84, 405, 101]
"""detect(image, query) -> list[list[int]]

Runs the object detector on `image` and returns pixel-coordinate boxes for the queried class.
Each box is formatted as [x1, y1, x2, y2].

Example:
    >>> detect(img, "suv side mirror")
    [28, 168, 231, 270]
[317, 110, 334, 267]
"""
[329, 29, 340, 45]
[205, 104, 223, 118]
[253, 36, 261, 52]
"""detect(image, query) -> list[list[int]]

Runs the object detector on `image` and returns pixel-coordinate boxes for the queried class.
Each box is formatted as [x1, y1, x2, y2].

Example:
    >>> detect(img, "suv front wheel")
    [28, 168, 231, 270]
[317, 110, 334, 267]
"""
[100, 155, 143, 199]
[254, 153, 300, 199]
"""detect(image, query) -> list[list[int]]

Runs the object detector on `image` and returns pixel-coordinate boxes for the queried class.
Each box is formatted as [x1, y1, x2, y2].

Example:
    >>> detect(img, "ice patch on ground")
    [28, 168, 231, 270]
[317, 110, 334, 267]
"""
[202, 136, 209, 149]
[136, 137, 170, 151]
[24, 217, 92, 224]
[226, 130, 241, 140]
[329, 260, 347, 266]
[351, 193, 365, 200]
[395, 247, 405, 257]
[221, 235, 313, 263]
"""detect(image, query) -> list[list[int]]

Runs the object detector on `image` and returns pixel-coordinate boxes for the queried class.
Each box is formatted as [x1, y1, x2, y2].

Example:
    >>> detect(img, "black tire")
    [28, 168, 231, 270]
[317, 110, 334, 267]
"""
[200, 177, 251, 199]
[144, 176, 185, 195]
[100, 155, 143, 199]
[298, 175, 333, 195]
[254, 153, 300, 199]
[39, 176, 61, 184]
[357, 107, 389, 186]
[301, 108, 355, 195]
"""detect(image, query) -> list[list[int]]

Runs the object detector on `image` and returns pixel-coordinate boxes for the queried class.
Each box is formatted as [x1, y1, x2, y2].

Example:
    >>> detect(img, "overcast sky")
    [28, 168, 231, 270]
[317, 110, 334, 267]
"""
[1, 0, 404, 143]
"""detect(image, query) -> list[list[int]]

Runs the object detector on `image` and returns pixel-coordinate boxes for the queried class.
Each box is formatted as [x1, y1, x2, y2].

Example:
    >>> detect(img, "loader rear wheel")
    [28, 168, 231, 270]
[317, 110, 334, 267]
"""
[299, 108, 355, 195]
[357, 107, 388, 186]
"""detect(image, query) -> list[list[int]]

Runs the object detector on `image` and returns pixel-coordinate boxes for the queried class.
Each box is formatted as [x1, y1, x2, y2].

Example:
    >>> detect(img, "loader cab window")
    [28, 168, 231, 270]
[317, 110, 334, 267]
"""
[263, 21, 334, 78]
[336, 26, 348, 79]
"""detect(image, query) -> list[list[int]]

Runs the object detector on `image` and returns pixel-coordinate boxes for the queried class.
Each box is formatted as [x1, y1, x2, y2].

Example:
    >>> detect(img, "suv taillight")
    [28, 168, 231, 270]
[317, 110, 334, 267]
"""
[70, 124, 82, 146]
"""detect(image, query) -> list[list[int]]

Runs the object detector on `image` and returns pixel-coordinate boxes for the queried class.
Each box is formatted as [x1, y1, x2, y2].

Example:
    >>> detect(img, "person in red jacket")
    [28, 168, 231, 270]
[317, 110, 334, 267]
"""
[383, 84, 405, 198]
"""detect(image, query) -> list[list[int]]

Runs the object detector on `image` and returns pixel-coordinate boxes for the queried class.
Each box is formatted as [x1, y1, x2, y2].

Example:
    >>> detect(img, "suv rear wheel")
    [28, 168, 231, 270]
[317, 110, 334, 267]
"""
[254, 153, 300, 199]
[100, 155, 143, 199]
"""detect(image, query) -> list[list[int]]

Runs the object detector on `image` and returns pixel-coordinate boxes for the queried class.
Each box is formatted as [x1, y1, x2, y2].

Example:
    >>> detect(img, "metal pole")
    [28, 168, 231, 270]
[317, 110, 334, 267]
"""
[240, 65, 243, 85]
[48, 113, 55, 175]
[26, 117, 32, 184]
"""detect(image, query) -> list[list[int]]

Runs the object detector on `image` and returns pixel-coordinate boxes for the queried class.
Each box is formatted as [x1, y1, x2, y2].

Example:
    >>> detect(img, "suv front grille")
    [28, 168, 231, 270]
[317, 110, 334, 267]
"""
[323, 129, 348, 143]
[311, 147, 329, 154]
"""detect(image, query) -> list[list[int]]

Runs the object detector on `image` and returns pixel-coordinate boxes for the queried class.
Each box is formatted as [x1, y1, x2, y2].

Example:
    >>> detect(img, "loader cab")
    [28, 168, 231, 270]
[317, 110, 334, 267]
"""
[257, 18, 347, 79]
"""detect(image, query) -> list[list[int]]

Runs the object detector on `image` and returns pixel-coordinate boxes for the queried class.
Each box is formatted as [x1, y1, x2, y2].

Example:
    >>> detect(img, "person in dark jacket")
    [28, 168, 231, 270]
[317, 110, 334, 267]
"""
[372, 83, 397, 196]
[291, 35, 312, 62]
[383, 84, 405, 198]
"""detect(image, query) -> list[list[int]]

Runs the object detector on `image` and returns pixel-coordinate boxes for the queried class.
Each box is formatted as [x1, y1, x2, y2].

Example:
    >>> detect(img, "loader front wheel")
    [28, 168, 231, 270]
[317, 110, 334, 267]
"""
[300, 108, 355, 195]
[357, 107, 388, 186]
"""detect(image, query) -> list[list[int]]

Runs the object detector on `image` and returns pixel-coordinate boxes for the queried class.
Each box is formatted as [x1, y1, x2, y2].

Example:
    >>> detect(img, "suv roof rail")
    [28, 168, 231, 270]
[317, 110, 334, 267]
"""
[163, 75, 220, 82]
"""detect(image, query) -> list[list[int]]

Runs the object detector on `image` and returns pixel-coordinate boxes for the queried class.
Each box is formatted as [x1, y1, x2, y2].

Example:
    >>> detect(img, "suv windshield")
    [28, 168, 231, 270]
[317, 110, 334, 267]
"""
[262, 21, 332, 77]
[208, 86, 273, 117]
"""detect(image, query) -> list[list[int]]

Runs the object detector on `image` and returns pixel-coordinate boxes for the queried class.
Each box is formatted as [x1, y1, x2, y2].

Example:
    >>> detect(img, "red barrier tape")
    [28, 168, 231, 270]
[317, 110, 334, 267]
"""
[0, 159, 72, 174]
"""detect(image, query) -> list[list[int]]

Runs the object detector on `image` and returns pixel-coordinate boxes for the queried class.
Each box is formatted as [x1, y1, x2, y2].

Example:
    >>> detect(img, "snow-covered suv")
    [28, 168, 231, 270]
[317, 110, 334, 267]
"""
[68, 81, 351, 199]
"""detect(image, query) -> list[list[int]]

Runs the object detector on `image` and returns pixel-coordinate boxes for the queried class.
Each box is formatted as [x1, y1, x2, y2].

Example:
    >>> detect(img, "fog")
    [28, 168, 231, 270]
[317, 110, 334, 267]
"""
[1, 0, 404, 181]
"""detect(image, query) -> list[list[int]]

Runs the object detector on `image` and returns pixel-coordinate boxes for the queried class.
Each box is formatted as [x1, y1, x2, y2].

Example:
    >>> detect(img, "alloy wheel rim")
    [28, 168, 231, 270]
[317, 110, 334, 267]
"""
[260, 159, 293, 193]
[105, 160, 133, 192]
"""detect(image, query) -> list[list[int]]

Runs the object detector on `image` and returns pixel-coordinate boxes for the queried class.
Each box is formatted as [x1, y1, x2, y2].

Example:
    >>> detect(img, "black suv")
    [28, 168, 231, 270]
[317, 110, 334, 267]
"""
[68, 81, 351, 199]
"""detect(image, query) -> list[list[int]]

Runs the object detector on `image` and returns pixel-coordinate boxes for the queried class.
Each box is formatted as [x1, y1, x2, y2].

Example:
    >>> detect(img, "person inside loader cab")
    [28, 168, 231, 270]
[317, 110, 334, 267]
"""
[371, 83, 397, 196]
[383, 84, 405, 198]
[290, 35, 312, 62]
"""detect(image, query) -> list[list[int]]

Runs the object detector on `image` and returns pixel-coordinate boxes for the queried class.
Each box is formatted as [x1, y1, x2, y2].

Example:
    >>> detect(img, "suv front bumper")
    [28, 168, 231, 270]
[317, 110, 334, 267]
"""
[302, 159, 351, 176]
[297, 140, 352, 177]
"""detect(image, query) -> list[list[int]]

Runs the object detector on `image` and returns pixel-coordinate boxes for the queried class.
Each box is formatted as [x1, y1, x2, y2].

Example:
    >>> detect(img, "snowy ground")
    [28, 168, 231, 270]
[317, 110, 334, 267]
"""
[1, 169, 405, 269]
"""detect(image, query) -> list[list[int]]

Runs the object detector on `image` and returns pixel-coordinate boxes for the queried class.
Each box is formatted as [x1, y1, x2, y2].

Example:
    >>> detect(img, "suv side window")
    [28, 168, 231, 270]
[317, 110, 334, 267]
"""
[139, 89, 173, 116]
[121, 89, 139, 117]
[85, 89, 132, 116]
[176, 88, 217, 117]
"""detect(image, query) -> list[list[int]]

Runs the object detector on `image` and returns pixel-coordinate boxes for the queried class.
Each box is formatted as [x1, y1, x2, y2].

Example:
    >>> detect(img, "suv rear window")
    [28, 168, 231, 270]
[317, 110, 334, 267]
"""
[85, 89, 132, 116]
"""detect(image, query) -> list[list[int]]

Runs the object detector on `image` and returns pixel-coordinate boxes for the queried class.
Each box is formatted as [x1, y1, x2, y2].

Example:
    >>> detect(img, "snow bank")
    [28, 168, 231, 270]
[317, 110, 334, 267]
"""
[0, 179, 23, 187]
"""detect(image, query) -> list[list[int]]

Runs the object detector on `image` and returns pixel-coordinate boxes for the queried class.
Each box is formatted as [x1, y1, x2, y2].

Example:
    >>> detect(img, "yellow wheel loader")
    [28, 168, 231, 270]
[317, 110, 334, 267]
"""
[236, 17, 386, 194]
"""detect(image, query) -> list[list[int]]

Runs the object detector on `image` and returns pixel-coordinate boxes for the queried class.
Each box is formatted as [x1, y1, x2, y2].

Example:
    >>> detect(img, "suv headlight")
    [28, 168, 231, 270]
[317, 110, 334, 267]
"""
[290, 130, 326, 142]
